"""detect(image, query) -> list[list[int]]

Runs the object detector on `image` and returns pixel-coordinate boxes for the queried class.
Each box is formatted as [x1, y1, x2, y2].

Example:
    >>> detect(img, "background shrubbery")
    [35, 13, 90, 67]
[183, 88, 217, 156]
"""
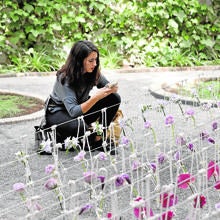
[0, 0, 219, 72]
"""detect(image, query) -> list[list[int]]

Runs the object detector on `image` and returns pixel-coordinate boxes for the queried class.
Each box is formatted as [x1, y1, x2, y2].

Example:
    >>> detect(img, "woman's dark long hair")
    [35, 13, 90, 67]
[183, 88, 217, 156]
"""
[57, 40, 101, 87]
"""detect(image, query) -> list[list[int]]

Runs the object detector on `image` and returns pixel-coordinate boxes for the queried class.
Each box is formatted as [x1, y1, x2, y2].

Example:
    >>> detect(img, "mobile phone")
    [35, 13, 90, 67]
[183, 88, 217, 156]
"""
[106, 81, 118, 88]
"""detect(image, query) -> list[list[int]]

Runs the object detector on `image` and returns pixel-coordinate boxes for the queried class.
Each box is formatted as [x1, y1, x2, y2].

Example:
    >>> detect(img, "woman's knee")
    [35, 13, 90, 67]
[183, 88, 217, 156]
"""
[110, 93, 121, 105]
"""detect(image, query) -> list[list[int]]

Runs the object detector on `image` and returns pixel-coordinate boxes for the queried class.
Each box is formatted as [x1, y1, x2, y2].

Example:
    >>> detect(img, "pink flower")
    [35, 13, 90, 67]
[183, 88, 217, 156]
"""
[193, 195, 206, 208]
[132, 160, 141, 171]
[144, 121, 152, 129]
[26, 199, 42, 211]
[214, 180, 220, 190]
[13, 182, 25, 192]
[83, 171, 96, 184]
[74, 151, 86, 161]
[207, 161, 219, 180]
[177, 173, 195, 189]
[44, 178, 58, 190]
[45, 164, 55, 174]
[107, 212, 112, 218]
[185, 108, 195, 116]
[173, 151, 180, 161]
[133, 197, 154, 219]
[159, 210, 174, 220]
[160, 192, 178, 208]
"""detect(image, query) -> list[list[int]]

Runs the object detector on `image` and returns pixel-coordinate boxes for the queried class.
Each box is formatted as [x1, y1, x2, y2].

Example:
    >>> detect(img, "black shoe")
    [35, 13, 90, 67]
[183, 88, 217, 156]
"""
[37, 148, 52, 155]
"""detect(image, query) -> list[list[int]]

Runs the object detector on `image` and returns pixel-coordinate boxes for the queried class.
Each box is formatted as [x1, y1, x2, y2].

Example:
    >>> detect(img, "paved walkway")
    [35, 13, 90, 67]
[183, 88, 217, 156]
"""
[0, 66, 219, 124]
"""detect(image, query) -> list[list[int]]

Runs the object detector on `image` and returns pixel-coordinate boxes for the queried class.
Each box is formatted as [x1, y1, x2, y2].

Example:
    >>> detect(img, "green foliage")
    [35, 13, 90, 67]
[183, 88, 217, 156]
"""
[0, 0, 219, 72]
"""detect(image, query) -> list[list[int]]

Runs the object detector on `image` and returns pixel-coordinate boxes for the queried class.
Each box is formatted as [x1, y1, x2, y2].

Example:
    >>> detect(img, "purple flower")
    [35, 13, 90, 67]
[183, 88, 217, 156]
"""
[185, 108, 195, 116]
[44, 178, 58, 190]
[45, 164, 55, 174]
[212, 121, 218, 131]
[165, 115, 174, 126]
[13, 182, 25, 192]
[120, 136, 129, 145]
[187, 143, 194, 151]
[115, 173, 131, 187]
[74, 150, 86, 161]
[207, 137, 215, 144]
[215, 202, 220, 210]
[144, 121, 152, 129]
[119, 118, 126, 128]
[176, 135, 186, 146]
[26, 199, 42, 211]
[97, 152, 107, 160]
[132, 160, 141, 171]
[173, 151, 180, 161]
[79, 204, 92, 215]
[150, 162, 156, 173]
[158, 153, 166, 164]
[115, 176, 124, 187]
[83, 171, 96, 184]
[97, 176, 105, 190]
[200, 131, 209, 140]
[121, 173, 131, 184]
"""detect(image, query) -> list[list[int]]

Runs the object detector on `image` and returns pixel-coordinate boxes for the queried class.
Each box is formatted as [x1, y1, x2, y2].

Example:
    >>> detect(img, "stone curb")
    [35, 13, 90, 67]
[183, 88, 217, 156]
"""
[0, 65, 219, 78]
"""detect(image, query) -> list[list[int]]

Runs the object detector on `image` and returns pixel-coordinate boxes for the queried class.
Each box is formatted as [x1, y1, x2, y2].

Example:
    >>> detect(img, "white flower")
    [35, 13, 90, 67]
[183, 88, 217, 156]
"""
[40, 139, 52, 153]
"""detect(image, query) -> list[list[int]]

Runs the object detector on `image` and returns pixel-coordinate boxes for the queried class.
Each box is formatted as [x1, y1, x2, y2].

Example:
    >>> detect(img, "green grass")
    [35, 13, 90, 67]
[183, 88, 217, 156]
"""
[0, 93, 42, 118]
[178, 80, 220, 99]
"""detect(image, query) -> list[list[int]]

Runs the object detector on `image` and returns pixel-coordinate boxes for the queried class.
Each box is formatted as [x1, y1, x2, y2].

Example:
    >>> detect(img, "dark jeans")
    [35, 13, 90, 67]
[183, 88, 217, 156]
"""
[45, 93, 121, 143]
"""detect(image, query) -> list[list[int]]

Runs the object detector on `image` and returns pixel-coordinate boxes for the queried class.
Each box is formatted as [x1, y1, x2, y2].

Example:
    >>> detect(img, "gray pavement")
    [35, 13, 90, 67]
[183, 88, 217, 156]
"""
[0, 66, 220, 219]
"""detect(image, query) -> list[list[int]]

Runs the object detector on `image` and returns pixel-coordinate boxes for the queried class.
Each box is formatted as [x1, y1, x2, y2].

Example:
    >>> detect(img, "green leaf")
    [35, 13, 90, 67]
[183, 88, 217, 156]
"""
[50, 23, 62, 31]
[173, 9, 186, 23]
[24, 4, 34, 13]
[30, 29, 42, 37]
[168, 19, 179, 33]
[179, 40, 192, 48]
[61, 15, 73, 24]
[200, 38, 215, 48]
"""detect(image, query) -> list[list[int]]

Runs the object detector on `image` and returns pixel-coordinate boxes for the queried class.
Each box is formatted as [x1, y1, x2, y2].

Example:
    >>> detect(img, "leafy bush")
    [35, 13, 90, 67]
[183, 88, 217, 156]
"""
[0, 0, 219, 72]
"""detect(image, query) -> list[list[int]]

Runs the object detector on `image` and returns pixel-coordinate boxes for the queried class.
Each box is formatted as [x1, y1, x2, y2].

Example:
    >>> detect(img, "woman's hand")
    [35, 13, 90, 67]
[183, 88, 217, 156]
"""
[94, 85, 118, 100]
